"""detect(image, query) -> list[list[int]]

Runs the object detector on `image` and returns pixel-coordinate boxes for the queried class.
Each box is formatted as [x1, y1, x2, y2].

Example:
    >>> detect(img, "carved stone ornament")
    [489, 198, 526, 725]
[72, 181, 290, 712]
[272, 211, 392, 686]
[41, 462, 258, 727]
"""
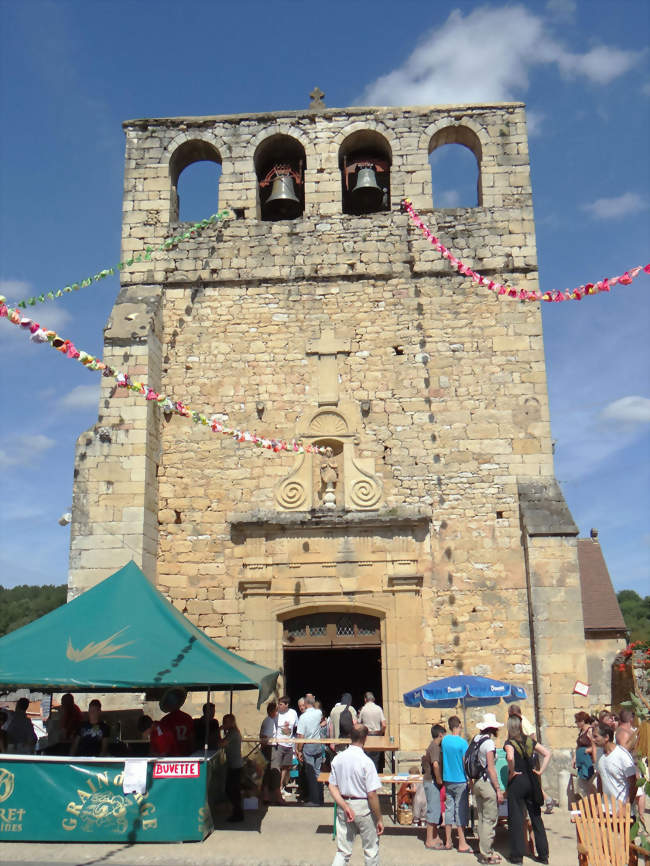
[274, 406, 383, 512]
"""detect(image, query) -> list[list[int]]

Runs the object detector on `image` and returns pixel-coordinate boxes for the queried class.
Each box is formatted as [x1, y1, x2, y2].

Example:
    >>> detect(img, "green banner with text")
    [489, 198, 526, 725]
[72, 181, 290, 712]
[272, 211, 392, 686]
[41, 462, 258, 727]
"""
[0, 757, 214, 842]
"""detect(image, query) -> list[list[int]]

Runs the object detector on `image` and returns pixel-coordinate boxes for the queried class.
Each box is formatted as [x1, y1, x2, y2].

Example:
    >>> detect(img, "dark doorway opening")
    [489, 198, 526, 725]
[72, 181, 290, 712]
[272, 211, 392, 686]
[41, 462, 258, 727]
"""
[283, 646, 382, 716]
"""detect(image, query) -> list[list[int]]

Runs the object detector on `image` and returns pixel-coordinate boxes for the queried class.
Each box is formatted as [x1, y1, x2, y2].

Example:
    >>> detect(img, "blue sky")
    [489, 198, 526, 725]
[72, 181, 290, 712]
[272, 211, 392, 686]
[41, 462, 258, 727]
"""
[0, 0, 648, 594]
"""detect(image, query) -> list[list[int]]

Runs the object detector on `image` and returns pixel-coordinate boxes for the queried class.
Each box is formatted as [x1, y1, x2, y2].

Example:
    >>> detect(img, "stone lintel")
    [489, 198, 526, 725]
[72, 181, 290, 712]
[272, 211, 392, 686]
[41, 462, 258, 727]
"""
[230, 506, 430, 536]
[518, 479, 578, 536]
[386, 575, 424, 590]
[238, 579, 272, 597]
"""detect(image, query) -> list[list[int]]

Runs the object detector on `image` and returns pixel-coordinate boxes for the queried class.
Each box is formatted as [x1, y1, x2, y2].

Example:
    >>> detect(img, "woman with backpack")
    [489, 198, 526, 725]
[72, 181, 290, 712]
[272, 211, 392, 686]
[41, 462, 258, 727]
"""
[467, 713, 506, 864]
[504, 715, 551, 865]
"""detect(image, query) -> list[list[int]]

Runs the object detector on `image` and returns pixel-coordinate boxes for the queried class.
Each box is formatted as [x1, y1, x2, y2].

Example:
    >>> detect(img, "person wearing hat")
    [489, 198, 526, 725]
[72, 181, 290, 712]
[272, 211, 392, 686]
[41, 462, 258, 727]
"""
[150, 687, 194, 757]
[471, 713, 505, 865]
[507, 704, 536, 738]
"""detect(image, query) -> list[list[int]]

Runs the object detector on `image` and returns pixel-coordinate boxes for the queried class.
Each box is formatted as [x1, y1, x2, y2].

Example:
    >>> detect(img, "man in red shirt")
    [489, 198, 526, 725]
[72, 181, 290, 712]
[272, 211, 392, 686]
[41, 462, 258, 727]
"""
[151, 688, 194, 756]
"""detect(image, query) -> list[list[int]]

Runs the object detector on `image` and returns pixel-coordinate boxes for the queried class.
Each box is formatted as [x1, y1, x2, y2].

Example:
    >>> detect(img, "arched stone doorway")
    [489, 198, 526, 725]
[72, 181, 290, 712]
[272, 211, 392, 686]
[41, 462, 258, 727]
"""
[282, 612, 382, 715]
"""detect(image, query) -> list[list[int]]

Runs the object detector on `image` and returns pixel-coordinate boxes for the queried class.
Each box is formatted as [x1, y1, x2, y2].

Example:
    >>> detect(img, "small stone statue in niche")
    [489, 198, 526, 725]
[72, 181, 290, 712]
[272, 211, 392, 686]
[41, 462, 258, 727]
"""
[320, 449, 338, 509]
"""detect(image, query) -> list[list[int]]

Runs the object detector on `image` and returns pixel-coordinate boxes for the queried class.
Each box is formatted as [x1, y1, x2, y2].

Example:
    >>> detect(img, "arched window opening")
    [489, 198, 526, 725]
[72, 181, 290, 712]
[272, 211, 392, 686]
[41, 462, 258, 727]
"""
[254, 134, 306, 221]
[283, 612, 380, 647]
[169, 140, 222, 223]
[429, 127, 482, 209]
[176, 161, 222, 222]
[339, 131, 392, 216]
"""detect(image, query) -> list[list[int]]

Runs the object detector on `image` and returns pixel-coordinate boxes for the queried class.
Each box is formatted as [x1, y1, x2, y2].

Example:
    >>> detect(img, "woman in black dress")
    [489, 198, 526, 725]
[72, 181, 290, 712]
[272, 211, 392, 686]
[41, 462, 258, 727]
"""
[504, 715, 551, 865]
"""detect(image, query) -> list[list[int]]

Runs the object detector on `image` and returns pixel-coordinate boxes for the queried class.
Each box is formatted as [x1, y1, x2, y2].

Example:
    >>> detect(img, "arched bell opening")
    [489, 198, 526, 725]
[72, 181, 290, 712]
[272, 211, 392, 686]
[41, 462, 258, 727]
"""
[339, 131, 392, 216]
[254, 134, 306, 221]
[169, 140, 222, 224]
[429, 126, 482, 208]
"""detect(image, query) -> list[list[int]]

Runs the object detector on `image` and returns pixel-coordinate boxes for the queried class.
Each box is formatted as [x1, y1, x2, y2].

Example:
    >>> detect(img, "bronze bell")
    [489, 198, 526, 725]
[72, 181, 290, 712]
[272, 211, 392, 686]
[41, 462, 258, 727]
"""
[350, 167, 383, 211]
[264, 175, 301, 220]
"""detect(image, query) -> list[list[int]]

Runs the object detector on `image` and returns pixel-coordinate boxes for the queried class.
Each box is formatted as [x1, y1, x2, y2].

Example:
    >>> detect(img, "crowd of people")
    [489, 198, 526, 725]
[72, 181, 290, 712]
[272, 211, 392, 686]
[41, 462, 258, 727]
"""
[572, 707, 644, 812]
[0, 688, 224, 758]
[256, 690, 387, 812]
[413, 707, 551, 865]
[2, 688, 646, 863]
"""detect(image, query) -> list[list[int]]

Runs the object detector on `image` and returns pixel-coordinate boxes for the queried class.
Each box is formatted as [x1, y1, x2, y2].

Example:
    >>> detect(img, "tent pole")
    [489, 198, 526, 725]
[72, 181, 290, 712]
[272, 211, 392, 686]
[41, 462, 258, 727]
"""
[204, 688, 210, 760]
[229, 689, 233, 715]
[462, 700, 468, 739]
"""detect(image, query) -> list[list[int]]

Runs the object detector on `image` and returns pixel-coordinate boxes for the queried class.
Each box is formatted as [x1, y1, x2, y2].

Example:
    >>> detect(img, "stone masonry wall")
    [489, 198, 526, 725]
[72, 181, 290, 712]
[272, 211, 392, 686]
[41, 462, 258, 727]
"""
[69, 103, 590, 755]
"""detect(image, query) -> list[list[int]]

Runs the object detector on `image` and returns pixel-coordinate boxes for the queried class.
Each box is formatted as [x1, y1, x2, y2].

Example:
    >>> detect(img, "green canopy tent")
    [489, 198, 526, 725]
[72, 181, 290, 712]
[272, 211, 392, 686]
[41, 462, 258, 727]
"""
[0, 560, 279, 708]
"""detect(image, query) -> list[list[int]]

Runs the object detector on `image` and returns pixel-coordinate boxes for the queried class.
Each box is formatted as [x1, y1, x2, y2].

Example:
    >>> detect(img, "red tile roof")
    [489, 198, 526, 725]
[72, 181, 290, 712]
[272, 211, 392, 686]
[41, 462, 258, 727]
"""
[578, 537, 627, 632]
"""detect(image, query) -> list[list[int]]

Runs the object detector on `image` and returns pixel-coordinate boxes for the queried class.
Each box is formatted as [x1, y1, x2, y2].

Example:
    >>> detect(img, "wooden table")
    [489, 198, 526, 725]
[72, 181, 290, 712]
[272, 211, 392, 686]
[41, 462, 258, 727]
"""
[318, 771, 421, 827]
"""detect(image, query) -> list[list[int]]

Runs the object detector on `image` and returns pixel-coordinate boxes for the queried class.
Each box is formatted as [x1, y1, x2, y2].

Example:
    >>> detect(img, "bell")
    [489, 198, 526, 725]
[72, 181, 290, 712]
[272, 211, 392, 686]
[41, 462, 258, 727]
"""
[264, 175, 301, 220]
[350, 167, 383, 211]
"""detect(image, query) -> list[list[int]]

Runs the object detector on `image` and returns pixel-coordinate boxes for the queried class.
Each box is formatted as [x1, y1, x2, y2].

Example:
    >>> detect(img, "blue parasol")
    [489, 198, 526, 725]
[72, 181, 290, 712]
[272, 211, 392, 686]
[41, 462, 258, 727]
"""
[403, 674, 528, 733]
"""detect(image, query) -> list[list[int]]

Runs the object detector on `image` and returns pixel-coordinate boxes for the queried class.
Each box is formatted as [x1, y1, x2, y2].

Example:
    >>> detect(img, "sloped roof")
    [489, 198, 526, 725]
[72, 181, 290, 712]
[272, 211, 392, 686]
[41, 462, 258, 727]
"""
[577, 537, 627, 633]
[0, 561, 279, 707]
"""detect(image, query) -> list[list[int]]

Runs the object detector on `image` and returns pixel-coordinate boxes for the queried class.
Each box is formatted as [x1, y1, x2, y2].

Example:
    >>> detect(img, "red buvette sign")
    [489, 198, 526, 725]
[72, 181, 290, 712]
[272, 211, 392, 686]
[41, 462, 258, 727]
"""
[153, 761, 200, 778]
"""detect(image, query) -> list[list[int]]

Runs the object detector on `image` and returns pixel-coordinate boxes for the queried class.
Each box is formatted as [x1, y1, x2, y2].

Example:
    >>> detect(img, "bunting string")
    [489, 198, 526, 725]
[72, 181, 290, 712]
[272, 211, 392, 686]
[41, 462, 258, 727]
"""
[6, 210, 232, 310]
[0, 303, 328, 456]
[401, 199, 650, 302]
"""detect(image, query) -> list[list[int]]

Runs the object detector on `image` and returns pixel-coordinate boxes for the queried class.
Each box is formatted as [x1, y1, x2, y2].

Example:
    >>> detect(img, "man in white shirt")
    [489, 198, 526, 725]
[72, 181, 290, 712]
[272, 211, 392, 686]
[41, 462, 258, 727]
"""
[328, 725, 384, 866]
[328, 693, 358, 746]
[296, 695, 324, 805]
[358, 691, 386, 769]
[259, 701, 282, 805]
[276, 695, 298, 795]
[594, 722, 637, 804]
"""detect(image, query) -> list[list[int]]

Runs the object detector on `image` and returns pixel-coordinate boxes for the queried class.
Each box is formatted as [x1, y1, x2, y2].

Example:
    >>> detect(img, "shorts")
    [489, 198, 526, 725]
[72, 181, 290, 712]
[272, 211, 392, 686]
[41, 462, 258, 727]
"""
[277, 748, 294, 768]
[444, 781, 469, 826]
[423, 780, 442, 824]
[575, 775, 596, 800]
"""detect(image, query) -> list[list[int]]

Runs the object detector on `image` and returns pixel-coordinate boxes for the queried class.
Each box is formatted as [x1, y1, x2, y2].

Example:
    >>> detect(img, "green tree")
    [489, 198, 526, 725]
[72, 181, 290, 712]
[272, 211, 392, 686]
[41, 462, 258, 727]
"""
[617, 589, 650, 642]
[0, 584, 67, 637]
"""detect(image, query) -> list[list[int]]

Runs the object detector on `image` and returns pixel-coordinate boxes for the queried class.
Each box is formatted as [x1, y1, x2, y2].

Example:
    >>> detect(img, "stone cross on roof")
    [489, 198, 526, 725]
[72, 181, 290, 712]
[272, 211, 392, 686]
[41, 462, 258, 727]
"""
[309, 87, 326, 110]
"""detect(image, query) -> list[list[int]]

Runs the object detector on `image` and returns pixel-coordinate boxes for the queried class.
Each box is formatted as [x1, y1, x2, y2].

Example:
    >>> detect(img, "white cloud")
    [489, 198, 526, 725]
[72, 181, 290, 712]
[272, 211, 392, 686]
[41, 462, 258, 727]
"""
[547, 44, 640, 86]
[581, 191, 649, 220]
[0, 279, 32, 300]
[546, 0, 576, 19]
[601, 396, 650, 425]
[0, 433, 56, 468]
[0, 296, 73, 357]
[60, 383, 99, 410]
[437, 190, 461, 208]
[360, 5, 640, 106]
[525, 109, 545, 137]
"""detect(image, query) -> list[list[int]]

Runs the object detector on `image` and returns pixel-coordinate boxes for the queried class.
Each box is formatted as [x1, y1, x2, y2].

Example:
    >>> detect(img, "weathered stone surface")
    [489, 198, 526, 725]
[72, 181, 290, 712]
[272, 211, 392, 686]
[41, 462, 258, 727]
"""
[67, 102, 594, 765]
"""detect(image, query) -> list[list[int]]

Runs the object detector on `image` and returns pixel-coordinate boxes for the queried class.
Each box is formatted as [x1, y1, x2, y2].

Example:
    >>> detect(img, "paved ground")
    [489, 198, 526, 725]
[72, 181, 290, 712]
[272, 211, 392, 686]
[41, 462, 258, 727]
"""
[0, 801, 587, 866]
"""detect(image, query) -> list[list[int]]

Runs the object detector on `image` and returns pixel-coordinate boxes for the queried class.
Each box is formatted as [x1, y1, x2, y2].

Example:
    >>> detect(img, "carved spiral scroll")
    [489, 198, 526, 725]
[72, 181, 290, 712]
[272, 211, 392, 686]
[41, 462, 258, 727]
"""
[275, 479, 307, 511]
[350, 477, 381, 509]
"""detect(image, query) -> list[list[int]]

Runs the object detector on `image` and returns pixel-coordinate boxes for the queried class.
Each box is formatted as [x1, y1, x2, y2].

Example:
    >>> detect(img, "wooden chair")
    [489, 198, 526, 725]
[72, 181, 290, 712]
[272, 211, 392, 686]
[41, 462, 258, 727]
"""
[574, 792, 634, 866]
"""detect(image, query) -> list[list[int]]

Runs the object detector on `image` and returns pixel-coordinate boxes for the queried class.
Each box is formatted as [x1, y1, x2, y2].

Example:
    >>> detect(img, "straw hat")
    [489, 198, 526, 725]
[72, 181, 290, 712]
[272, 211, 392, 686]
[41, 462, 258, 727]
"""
[476, 712, 504, 731]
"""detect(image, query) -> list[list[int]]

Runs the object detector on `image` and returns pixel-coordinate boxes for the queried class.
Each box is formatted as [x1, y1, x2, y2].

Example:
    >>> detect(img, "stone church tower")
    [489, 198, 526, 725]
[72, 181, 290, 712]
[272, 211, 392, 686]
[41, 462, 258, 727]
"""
[68, 97, 592, 756]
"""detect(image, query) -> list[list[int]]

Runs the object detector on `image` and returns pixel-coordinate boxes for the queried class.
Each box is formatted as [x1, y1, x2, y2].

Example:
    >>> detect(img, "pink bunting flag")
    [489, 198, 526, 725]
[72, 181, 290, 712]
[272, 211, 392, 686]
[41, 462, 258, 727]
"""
[402, 199, 648, 304]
